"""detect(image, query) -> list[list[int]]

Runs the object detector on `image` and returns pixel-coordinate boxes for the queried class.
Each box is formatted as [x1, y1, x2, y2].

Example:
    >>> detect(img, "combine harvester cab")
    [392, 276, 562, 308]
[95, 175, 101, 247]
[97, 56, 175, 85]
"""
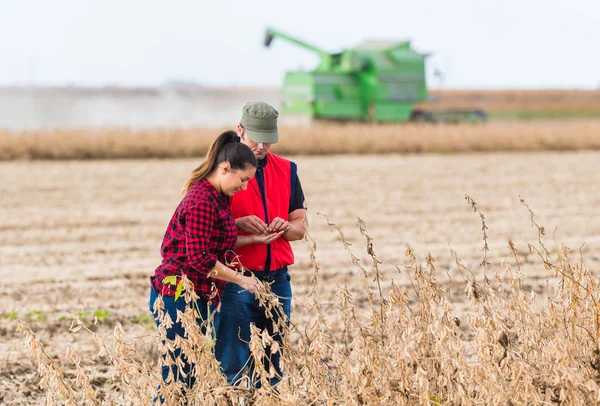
[264, 27, 486, 124]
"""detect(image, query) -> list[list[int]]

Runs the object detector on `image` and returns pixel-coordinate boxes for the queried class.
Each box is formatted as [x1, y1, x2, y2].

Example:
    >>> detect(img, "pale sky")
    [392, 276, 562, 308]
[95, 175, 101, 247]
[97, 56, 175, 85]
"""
[1, 0, 599, 89]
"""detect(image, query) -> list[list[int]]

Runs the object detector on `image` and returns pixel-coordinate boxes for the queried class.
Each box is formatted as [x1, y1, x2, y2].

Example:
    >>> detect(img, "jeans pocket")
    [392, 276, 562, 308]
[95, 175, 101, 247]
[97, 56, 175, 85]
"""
[285, 272, 291, 282]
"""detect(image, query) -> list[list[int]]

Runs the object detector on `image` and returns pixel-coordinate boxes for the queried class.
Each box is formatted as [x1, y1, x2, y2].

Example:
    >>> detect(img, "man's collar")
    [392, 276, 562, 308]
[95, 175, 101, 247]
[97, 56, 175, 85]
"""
[258, 153, 268, 168]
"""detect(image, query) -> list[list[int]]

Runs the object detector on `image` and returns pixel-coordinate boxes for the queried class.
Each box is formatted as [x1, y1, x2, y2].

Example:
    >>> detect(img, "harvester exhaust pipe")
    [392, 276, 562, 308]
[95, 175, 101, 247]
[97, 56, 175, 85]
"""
[264, 31, 274, 47]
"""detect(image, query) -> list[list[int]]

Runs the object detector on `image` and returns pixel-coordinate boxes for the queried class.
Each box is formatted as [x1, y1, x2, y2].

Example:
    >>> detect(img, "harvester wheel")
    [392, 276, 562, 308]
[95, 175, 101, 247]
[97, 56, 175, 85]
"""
[473, 109, 488, 123]
[410, 110, 435, 123]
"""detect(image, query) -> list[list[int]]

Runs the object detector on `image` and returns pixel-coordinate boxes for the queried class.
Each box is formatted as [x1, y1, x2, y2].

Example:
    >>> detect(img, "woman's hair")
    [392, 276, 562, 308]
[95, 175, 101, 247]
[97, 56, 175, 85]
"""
[182, 130, 256, 194]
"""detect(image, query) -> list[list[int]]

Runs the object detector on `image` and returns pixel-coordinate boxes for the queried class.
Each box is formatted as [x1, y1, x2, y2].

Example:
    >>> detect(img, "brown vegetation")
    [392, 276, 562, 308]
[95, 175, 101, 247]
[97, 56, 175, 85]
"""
[1, 119, 600, 160]
[12, 202, 600, 405]
[421, 89, 600, 116]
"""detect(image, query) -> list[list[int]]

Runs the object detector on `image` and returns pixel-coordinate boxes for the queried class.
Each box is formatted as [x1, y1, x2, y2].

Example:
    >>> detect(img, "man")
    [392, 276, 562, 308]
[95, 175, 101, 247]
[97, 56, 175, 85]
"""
[214, 101, 307, 387]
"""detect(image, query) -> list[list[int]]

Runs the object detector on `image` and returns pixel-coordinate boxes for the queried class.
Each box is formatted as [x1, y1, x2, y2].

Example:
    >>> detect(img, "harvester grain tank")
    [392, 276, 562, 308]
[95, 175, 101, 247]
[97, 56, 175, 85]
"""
[264, 27, 485, 123]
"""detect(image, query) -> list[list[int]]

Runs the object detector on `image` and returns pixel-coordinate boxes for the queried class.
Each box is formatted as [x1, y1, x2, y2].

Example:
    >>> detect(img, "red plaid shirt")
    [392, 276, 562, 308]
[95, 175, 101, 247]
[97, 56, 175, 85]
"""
[150, 179, 238, 304]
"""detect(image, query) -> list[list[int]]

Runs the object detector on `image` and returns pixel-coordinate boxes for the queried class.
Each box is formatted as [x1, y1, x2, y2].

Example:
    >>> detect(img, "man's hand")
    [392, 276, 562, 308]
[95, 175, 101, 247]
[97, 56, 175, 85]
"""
[236, 215, 268, 234]
[267, 217, 293, 233]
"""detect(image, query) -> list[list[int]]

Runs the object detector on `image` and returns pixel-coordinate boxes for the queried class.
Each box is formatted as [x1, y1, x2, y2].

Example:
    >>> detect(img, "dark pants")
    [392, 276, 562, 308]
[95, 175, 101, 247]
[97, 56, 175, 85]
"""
[149, 287, 213, 403]
[214, 268, 292, 387]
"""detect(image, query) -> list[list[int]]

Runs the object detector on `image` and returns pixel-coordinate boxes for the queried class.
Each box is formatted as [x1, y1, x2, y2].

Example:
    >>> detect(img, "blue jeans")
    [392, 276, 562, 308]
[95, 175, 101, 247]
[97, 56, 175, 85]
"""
[214, 267, 292, 387]
[149, 287, 213, 403]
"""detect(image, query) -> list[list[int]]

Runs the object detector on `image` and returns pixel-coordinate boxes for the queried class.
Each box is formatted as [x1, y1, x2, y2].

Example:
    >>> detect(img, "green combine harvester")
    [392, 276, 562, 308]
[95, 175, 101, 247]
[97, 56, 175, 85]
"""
[264, 27, 486, 124]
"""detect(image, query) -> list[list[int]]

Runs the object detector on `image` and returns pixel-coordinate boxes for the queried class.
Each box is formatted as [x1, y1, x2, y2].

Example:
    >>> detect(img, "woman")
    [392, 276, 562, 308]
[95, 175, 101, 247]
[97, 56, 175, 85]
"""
[149, 130, 262, 401]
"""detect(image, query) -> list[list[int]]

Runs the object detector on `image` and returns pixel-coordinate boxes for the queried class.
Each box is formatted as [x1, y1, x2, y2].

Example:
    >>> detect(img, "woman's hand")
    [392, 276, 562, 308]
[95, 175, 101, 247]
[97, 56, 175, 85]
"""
[236, 230, 284, 248]
[251, 230, 285, 245]
[237, 275, 263, 294]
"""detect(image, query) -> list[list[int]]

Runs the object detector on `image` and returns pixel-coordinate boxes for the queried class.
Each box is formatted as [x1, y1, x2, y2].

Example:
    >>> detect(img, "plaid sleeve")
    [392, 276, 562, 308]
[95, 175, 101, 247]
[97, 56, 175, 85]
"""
[184, 198, 219, 277]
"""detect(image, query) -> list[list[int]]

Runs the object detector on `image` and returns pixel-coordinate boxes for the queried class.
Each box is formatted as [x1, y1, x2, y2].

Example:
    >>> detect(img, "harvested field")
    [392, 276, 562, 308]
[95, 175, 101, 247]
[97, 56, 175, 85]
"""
[2, 152, 600, 404]
[421, 89, 600, 119]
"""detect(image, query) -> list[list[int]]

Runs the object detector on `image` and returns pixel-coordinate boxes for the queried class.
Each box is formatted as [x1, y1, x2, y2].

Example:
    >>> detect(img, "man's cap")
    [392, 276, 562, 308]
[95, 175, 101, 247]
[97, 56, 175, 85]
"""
[240, 101, 279, 144]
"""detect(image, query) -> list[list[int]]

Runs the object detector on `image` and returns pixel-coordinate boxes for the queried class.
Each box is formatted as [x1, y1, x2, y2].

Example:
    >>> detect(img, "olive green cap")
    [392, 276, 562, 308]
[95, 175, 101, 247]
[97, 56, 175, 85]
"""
[239, 101, 279, 143]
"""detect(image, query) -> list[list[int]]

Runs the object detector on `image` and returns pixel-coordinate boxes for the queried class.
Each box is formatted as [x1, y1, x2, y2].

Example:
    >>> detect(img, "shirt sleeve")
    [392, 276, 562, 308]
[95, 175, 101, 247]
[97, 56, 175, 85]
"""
[289, 175, 307, 213]
[184, 198, 218, 277]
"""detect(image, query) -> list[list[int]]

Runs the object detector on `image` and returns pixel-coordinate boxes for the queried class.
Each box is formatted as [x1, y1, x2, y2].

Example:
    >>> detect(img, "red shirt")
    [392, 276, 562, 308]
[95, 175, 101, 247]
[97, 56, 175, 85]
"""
[150, 179, 237, 304]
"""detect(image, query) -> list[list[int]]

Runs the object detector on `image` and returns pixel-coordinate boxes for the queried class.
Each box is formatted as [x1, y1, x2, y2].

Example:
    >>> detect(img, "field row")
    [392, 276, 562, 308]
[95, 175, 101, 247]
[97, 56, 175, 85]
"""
[2, 119, 600, 160]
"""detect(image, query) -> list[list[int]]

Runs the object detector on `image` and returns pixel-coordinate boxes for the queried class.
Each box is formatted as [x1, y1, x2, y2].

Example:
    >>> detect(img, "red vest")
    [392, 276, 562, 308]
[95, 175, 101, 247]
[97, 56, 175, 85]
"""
[230, 153, 295, 271]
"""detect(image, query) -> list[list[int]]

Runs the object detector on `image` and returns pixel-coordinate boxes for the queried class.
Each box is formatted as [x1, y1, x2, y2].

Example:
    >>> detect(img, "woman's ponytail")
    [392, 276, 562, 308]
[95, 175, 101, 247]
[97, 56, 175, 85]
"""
[182, 130, 255, 194]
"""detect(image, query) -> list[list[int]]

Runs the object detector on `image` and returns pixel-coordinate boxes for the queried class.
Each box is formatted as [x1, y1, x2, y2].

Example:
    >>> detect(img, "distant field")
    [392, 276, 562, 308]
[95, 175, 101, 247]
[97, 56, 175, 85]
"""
[1, 119, 600, 160]
[420, 89, 600, 119]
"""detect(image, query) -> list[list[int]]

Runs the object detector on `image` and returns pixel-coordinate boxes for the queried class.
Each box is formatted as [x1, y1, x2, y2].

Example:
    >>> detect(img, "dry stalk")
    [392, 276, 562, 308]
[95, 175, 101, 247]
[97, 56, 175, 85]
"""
[16, 321, 79, 405]
[465, 195, 491, 297]
[304, 220, 321, 298]
[357, 216, 387, 345]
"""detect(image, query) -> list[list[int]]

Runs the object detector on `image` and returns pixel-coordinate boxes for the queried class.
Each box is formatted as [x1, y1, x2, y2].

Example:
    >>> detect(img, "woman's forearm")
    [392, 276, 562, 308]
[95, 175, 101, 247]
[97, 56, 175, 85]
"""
[208, 260, 243, 284]
[236, 235, 256, 248]
[208, 260, 262, 294]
